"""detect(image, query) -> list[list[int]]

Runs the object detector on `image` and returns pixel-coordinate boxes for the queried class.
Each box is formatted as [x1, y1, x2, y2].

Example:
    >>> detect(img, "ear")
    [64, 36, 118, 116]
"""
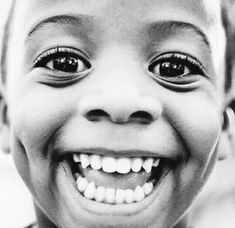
[218, 105, 235, 160]
[0, 93, 10, 154]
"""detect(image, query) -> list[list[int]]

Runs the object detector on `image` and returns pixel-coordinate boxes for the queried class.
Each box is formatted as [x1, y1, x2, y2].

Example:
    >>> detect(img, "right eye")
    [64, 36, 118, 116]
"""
[148, 53, 205, 80]
[34, 47, 91, 74]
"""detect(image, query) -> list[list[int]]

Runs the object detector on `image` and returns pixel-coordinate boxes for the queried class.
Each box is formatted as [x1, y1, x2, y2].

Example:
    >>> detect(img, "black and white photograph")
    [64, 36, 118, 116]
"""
[0, 0, 235, 227]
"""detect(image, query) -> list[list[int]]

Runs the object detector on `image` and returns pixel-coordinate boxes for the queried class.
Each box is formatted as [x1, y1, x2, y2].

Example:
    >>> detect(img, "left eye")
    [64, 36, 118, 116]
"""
[148, 53, 204, 78]
[154, 61, 189, 77]
[47, 55, 87, 73]
[34, 48, 91, 74]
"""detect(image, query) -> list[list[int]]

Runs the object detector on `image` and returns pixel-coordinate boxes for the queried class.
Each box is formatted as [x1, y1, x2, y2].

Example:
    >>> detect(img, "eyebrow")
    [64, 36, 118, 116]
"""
[27, 14, 94, 39]
[149, 20, 211, 51]
[27, 15, 211, 52]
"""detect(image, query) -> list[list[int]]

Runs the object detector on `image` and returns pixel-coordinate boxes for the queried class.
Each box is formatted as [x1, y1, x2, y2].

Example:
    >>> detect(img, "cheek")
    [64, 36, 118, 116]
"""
[164, 92, 221, 203]
[166, 92, 221, 166]
[8, 88, 76, 197]
[9, 88, 75, 157]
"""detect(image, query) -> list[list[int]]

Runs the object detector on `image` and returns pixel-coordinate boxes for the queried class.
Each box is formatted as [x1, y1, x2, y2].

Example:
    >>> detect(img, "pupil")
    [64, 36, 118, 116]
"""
[159, 61, 185, 77]
[53, 57, 78, 72]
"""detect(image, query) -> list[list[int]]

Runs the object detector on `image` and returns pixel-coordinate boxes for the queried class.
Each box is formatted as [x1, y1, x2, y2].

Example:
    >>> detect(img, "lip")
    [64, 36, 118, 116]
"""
[56, 159, 174, 219]
[55, 147, 179, 161]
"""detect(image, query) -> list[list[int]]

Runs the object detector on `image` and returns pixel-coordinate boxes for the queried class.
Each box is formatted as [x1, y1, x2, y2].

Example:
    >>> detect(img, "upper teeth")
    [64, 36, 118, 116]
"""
[73, 154, 160, 174]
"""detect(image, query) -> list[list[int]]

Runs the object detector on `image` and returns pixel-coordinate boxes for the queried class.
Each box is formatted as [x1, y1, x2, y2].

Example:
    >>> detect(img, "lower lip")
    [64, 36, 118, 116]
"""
[56, 160, 173, 218]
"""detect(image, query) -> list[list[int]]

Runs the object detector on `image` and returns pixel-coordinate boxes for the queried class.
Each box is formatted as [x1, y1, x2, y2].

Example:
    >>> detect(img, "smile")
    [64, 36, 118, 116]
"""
[66, 150, 175, 205]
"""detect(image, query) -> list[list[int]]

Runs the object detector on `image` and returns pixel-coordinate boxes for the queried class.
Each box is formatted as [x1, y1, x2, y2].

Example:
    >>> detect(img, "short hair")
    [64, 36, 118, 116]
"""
[222, 0, 235, 91]
[1, 0, 16, 84]
[1, 0, 235, 92]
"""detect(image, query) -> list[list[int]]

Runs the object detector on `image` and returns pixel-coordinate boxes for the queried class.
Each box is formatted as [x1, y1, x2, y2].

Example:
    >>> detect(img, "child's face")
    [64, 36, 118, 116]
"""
[4, 0, 227, 227]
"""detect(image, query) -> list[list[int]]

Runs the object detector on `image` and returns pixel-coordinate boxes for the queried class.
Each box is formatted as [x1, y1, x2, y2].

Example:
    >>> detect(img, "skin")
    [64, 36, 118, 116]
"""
[177, 116, 235, 228]
[182, 4, 235, 226]
[0, 0, 233, 227]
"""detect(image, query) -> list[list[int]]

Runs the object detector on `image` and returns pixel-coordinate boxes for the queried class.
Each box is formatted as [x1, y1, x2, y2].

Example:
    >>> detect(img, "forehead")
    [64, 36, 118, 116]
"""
[8, 0, 226, 90]
[11, 0, 224, 54]
[11, 0, 223, 52]
[13, 0, 221, 27]
[10, 0, 225, 77]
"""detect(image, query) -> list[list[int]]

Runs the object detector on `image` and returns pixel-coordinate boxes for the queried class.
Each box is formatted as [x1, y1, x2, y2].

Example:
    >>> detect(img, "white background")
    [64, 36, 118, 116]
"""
[0, 2, 35, 228]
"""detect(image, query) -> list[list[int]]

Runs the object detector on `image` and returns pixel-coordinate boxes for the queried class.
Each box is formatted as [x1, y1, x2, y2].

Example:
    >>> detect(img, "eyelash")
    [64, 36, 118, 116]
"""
[148, 52, 206, 79]
[33, 48, 205, 87]
[33, 47, 91, 72]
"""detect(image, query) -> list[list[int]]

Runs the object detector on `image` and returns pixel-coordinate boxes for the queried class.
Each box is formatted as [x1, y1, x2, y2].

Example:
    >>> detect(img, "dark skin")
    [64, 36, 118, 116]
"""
[1, 0, 235, 227]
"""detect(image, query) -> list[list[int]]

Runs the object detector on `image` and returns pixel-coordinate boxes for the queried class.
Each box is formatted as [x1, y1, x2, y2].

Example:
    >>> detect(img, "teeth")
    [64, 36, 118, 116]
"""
[143, 182, 154, 195]
[84, 182, 96, 199]
[105, 188, 116, 204]
[102, 157, 116, 173]
[95, 186, 106, 202]
[116, 158, 132, 174]
[73, 154, 80, 163]
[90, 155, 102, 170]
[115, 189, 125, 204]
[153, 159, 160, 167]
[74, 153, 160, 174]
[125, 189, 134, 203]
[134, 186, 145, 202]
[80, 154, 90, 169]
[74, 172, 79, 179]
[76, 176, 154, 204]
[131, 158, 143, 172]
[143, 158, 153, 173]
[76, 177, 88, 192]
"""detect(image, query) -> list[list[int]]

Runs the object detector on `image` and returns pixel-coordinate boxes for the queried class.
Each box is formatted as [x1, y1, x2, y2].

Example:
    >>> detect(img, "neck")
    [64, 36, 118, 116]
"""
[35, 204, 58, 228]
[173, 218, 190, 228]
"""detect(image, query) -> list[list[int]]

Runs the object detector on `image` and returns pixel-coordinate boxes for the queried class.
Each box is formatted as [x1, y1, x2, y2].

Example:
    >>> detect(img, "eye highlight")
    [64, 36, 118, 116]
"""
[148, 53, 205, 80]
[33, 47, 91, 74]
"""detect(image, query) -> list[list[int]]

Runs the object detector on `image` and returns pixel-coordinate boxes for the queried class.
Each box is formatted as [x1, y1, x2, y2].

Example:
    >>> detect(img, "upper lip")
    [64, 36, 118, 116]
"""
[55, 147, 180, 161]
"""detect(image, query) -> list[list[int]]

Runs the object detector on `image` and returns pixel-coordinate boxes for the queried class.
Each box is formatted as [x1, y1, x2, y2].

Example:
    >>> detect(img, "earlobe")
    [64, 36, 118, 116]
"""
[222, 107, 235, 136]
[218, 107, 235, 160]
[0, 97, 10, 154]
[0, 124, 10, 153]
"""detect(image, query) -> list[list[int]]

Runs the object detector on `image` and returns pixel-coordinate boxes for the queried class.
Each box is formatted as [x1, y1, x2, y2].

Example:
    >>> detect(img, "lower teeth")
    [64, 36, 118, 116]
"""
[75, 174, 154, 204]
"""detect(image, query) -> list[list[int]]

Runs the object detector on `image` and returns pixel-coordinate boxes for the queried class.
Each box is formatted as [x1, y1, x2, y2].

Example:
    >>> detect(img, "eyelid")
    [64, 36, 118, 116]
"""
[148, 52, 207, 77]
[33, 46, 91, 68]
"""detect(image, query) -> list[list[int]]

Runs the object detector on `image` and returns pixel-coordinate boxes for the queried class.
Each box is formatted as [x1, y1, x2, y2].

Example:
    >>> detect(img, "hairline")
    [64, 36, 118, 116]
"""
[1, 0, 16, 84]
[1, 0, 233, 92]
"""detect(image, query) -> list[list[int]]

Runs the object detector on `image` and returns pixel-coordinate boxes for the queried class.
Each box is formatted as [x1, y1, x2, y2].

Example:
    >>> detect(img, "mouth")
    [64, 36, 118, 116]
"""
[63, 150, 175, 205]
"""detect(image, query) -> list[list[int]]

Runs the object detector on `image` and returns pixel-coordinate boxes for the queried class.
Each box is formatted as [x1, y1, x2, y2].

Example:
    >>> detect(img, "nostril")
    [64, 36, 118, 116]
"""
[85, 109, 110, 122]
[130, 111, 153, 124]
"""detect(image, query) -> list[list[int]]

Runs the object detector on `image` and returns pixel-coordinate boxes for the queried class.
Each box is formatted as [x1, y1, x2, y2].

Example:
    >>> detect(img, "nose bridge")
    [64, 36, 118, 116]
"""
[79, 46, 163, 124]
[97, 45, 143, 83]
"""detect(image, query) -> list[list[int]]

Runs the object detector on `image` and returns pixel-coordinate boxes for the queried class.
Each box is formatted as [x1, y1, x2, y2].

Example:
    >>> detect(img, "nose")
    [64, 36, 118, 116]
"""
[79, 87, 163, 124]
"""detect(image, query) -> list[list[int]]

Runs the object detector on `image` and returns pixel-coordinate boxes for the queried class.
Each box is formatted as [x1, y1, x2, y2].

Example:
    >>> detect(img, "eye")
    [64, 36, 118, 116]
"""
[47, 55, 86, 73]
[148, 53, 205, 79]
[34, 47, 91, 74]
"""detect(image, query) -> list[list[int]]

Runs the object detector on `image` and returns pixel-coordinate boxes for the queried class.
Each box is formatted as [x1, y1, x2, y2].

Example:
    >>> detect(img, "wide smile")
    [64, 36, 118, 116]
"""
[61, 150, 176, 206]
